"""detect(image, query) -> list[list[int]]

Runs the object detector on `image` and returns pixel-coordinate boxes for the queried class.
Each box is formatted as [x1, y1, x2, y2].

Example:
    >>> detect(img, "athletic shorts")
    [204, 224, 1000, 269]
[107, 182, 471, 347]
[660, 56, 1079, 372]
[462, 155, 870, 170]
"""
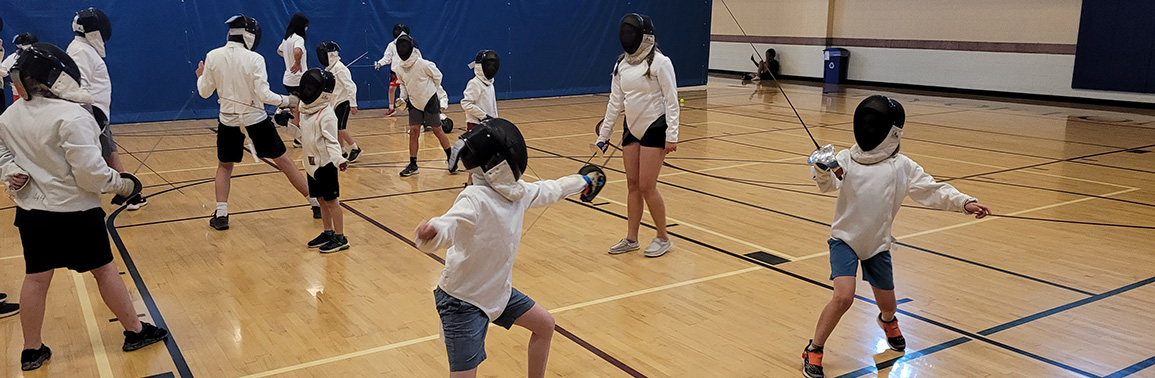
[409, 94, 441, 127]
[334, 101, 351, 130]
[389, 72, 399, 87]
[621, 116, 669, 149]
[466, 122, 479, 131]
[828, 238, 894, 290]
[308, 163, 340, 201]
[16, 207, 113, 274]
[94, 107, 117, 158]
[216, 118, 287, 163]
[434, 286, 536, 372]
[283, 84, 300, 96]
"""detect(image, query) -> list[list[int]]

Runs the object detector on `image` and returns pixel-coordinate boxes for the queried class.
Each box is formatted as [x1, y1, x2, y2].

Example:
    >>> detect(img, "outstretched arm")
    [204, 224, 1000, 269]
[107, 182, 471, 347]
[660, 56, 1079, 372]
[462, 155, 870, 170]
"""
[524, 175, 588, 208]
[416, 194, 479, 252]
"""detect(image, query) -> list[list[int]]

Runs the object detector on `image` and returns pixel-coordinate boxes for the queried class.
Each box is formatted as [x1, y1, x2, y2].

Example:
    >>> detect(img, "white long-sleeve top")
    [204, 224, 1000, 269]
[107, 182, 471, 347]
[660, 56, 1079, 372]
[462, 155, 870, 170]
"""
[374, 40, 400, 70]
[327, 60, 358, 108]
[0, 97, 122, 212]
[812, 150, 977, 259]
[416, 175, 588, 320]
[598, 51, 680, 144]
[394, 57, 442, 110]
[0, 52, 18, 78]
[67, 37, 112, 117]
[277, 34, 306, 86]
[197, 42, 291, 127]
[461, 69, 497, 124]
[300, 103, 346, 175]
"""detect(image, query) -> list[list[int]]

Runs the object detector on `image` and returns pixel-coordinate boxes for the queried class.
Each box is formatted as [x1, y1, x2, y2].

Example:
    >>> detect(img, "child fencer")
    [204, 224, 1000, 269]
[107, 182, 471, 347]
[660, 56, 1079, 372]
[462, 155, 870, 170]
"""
[391, 34, 454, 177]
[296, 68, 350, 253]
[317, 41, 361, 162]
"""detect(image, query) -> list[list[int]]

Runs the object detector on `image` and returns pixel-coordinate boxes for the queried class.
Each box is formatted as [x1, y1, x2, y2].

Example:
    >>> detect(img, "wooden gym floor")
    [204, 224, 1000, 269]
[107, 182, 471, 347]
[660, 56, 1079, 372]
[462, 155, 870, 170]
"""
[2, 75, 1155, 378]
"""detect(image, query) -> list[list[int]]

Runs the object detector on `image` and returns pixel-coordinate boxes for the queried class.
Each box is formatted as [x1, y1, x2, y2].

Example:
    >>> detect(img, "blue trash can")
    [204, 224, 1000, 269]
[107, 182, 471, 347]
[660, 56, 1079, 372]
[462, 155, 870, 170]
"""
[824, 48, 850, 84]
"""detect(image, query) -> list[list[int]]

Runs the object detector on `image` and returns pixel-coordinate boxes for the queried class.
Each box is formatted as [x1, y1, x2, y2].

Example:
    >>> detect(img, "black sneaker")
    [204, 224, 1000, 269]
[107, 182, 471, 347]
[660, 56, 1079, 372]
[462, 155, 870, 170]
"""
[802, 340, 824, 378]
[21, 345, 51, 371]
[308, 230, 335, 248]
[347, 148, 362, 163]
[319, 235, 350, 254]
[126, 195, 148, 211]
[400, 163, 419, 177]
[293, 139, 302, 148]
[0, 302, 18, 319]
[209, 213, 229, 230]
[0, 292, 7, 302]
[123, 322, 169, 351]
[312, 206, 323, 219]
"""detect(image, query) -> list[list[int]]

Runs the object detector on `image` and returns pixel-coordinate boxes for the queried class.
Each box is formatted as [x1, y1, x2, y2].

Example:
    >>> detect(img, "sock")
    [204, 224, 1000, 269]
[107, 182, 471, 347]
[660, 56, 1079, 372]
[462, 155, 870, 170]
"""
[410, 157, 418, 165]
[215, 202, 228, 217]
[444, 148, 452, 159]
[880, 314, 896, 323]
[350, 143, 358, 150]
[308, 197, 320, 207]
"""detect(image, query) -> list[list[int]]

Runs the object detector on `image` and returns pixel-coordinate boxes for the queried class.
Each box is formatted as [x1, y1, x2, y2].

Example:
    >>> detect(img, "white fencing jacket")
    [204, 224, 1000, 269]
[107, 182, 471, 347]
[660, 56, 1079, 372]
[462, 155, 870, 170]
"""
[598, 51, 680, 144]
[326, 59, 358, 108]
[67, 37, 112, 117]
[417, 175, 587, 320]
[812, 150, 977, 259]
[394, 52, 443, 110]
[299, 98, 346, 175]
[197, 42, 292, 127]
[461, 65, 497, 124]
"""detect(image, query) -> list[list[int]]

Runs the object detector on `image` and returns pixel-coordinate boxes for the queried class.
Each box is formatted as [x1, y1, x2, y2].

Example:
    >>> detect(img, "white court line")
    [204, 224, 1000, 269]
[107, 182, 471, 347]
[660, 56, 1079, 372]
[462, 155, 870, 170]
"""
[74, 272, 116, 378]
[0, 254, 21, 261]
[607, 161, 765, 184]
[790, 187, 1141, 262]
[235, 266, 761, 378]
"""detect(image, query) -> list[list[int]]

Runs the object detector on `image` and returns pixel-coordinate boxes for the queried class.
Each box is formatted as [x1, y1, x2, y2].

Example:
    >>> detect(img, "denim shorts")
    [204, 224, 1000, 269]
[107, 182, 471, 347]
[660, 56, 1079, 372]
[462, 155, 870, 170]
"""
[828, 239, 894, 290]
[434, 286, 536, 372]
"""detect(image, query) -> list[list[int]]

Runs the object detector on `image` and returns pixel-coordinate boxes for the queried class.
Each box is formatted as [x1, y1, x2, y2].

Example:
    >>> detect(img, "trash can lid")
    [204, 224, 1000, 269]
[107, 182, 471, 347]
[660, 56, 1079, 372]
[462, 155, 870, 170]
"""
[824, 47, 850, 56]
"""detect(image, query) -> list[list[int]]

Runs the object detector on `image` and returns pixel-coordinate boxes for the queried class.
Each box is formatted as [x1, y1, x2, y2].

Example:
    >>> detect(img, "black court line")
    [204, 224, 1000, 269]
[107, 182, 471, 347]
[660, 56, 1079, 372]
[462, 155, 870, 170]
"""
[946, 143, 1155, 182]
[897, 242, 1096, 296]
[1073, 160, 1155, 176]
[143, 372, 176, 378]
[1105, 356, 1155, 378]
[340, 202, 647, 377]
[106, 206, 195, 378]
[108, 313, 147, 322]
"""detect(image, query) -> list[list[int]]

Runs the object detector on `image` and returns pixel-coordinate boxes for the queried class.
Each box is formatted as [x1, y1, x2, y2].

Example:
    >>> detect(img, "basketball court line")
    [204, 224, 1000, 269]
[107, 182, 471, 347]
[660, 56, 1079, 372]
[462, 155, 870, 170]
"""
[74, 272, 117, 378]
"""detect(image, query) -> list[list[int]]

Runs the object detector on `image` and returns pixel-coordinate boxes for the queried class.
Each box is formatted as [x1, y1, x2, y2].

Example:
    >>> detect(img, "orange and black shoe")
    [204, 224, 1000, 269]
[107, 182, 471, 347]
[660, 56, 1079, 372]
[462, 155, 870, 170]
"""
[802, 340, 824, 378]
[877, 314, 906, 351]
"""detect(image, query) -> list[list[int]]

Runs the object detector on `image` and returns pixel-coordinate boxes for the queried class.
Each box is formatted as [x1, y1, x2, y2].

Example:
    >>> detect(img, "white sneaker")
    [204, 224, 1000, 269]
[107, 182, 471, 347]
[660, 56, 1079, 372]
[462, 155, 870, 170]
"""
[608, 238, 640, 255]
[644, 238, 672, 258]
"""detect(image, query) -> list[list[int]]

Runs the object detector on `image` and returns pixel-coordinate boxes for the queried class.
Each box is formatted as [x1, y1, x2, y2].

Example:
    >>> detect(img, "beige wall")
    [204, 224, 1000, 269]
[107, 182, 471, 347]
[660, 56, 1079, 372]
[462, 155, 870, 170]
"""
[829, 0, 1082, 44]
[711, 0, 829, 37]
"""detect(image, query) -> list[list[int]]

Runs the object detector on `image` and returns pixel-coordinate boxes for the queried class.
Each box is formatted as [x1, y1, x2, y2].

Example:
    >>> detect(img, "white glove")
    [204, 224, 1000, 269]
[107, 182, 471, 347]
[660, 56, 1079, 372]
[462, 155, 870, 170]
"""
[808, 144, 839, 172]
[374, 61, 383, 70]
[285, 95, 300, 108]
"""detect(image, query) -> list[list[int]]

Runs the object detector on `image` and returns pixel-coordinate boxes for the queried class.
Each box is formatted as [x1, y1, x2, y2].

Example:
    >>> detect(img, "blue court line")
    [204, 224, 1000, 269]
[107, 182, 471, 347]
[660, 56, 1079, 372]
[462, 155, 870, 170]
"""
[897, 242, 1097, 296]
[1105, 356, 1155, 378]
[835, 276, 1155, 378]
[107, 207, 195, 378]
[895, 298, 913, 305]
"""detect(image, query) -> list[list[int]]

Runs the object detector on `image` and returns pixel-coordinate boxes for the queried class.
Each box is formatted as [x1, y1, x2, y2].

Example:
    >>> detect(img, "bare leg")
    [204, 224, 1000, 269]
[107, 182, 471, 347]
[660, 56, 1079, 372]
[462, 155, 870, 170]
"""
[20, 270, 54, 349]
[320, 199, 333, 231]
[388, 85, 397, 111]
[408, 124, 421, 158]
[91, 262, 142, 332]
[271, 154, 310, 197]
[637, 146, 668, 240]
[106, 151, 125, 172]
[215, 162, 235, 203]
[338, 129, 355, 149]
[812, 276, 857, 346]
[430, 125, 452, 149]
[329, 199, 344, 235]
[449, 368, 478, 378]
[872, 286, 897, 322]
[622, 143, 642, 241]
[513, 304, 555, 378]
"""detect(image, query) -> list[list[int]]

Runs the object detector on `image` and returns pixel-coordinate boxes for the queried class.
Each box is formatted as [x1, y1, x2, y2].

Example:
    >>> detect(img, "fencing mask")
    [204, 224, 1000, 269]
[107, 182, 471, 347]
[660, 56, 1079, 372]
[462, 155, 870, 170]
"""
[73, 8, 112, 58]
[450, 118, 529, 201]
[392, 23, 410, 40]
[297, 68, 335, 113]
[472, 50, 500, 80]
[619, 13, 654, 54]
[14, 33, 39, 49]
[395, 34, 415, 61]
[226, 15, 262, 51]
[850, 95, 905, 164]
[316, 41, 340, 68]
[11, 42, 92, 104]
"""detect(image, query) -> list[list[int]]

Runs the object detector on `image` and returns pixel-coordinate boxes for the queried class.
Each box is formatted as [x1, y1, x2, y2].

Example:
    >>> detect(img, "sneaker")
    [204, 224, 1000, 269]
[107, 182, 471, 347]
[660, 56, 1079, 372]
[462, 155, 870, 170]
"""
[126, 195, 148, 211]
[123, 322, 169, 351]
[0, 302, 18, 319]
[644, 238, 672, 258]
[877, 314, 906, 351]
[608, 238, 640, 255]
[400, 163, 419, 177]
[348, 148, 362, 163]
[21, 345, 51, 371]
[320, 235, 350, 254]
[209, 213, 229, 230]
[448, 157, 458, 174]
[0, 292, 7, 303]
[312, 206, 323, 219]
[383, 108, 396, 117]
[293, 139, 302, 148]
[308, 230, 335, 248]
[802, 341, 824, 378]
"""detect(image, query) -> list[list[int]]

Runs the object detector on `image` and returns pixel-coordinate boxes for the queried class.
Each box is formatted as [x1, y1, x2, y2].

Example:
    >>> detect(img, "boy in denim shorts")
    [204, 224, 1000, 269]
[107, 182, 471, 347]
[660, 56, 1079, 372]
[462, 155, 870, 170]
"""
[416, 118, 604, 377]
[801, 95, 991, 378]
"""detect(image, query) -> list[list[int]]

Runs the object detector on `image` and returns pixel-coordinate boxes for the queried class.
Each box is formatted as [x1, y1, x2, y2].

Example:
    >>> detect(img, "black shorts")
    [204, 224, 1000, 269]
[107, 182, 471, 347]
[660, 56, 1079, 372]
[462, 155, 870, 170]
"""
[334, 101, 351, 130]
[308, 163, 340, 201]
[409, 94, 441, 127]
[284, 84, 300, 96]
[217, 117, 287, 163]
[621, 116, 669, 148]
[16, 207, 113, 274]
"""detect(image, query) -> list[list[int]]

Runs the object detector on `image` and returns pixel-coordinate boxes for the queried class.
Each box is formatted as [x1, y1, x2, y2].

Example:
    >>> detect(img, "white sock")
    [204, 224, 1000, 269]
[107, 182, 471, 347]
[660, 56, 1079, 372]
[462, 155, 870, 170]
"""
[308, 197, 320, 207]
[215, 202, 228, 217]
[350, 143, 358, 150]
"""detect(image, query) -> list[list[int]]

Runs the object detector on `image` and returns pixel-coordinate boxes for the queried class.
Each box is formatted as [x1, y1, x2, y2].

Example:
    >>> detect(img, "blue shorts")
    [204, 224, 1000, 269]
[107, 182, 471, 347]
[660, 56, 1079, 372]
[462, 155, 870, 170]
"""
[828, 239, 894, 290]
[434, 286, 536, 372]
